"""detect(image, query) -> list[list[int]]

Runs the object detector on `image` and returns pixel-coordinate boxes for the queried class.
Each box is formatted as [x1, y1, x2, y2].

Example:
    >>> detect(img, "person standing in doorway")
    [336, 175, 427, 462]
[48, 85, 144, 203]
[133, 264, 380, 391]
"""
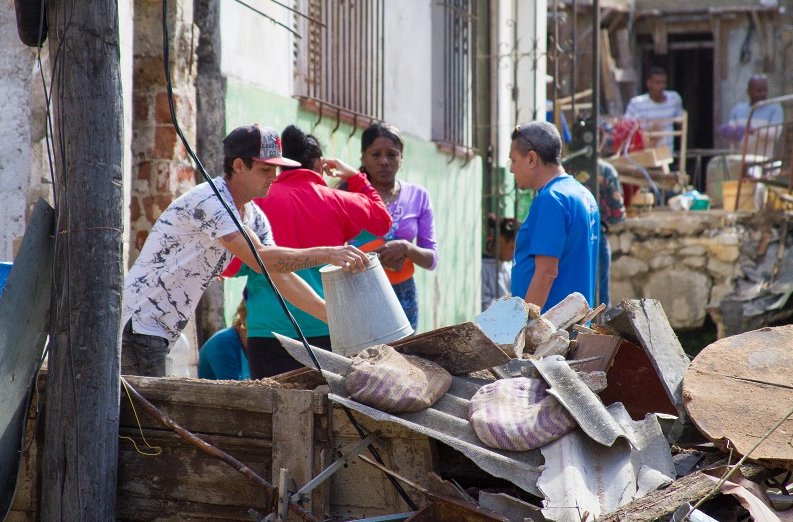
[624, 66, 684, 152]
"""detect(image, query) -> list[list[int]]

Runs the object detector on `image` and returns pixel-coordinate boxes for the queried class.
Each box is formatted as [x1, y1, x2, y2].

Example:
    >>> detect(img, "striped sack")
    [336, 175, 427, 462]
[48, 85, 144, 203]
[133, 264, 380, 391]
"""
[345, 344, 452, 413]
[468, 377, 576, 451]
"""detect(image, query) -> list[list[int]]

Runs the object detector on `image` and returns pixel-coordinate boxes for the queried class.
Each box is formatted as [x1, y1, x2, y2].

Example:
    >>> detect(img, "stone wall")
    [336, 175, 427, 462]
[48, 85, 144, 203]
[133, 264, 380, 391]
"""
[608, 210, 746, 331]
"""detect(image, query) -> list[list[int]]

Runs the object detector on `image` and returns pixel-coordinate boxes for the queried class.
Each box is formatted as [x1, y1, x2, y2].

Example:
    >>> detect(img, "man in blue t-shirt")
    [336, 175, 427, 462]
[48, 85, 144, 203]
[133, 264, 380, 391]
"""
[509, 121, 600, 312]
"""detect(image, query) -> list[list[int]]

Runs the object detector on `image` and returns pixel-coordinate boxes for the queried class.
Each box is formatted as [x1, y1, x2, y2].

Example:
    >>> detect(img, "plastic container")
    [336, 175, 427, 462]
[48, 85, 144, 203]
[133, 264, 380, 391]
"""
[320, 253, 413, 357]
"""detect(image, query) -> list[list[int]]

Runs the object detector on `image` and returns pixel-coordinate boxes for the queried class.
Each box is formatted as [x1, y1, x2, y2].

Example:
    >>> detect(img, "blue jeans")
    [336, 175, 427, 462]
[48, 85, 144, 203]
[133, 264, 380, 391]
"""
[598, 233, 611, 307]
[392, 278, 419, 331]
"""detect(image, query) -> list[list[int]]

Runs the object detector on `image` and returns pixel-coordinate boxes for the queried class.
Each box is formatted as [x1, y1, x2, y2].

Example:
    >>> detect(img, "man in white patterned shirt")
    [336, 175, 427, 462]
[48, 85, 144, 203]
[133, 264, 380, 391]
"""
[624, 67, 684, 152]
[121, 125, 369, 376]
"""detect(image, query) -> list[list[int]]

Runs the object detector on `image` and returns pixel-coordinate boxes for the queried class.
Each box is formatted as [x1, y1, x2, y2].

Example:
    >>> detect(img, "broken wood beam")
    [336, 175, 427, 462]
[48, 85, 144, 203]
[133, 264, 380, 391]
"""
[598, 463, 774, 521]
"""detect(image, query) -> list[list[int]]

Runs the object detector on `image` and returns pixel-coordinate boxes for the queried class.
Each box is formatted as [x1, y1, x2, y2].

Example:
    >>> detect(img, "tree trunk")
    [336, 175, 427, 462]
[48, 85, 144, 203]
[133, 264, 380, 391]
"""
[40, 0, 123, 518]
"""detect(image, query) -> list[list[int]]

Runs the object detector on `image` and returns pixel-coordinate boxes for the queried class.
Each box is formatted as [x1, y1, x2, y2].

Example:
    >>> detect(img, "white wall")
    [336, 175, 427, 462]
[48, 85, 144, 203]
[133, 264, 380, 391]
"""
[219, 0, 439, 141]
[383, 1, 433, 140]
[219, 0, 295, 97]
[0, 0, 35, 261]
[516, 0, 547, 124]
[120, 0, 133, 270]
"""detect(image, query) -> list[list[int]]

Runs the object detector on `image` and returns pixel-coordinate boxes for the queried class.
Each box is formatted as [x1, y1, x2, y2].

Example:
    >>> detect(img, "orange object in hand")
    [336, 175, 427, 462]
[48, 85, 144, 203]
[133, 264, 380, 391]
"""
[359, 238, 414, 284]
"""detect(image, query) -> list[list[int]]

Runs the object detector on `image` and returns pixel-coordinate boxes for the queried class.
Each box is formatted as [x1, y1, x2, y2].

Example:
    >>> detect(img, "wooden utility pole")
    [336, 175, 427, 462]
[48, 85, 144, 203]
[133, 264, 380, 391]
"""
[40, 0, 124, 518]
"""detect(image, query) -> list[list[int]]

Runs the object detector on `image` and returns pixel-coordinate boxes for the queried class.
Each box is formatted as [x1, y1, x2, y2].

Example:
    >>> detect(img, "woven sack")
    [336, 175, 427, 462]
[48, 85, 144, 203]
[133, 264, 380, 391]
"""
[345, 344, 452, 413]
[468, 377, 576, 451]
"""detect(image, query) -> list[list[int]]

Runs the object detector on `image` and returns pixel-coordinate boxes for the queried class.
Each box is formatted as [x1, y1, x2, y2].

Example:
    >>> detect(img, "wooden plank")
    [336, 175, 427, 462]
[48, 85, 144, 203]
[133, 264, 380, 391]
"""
[117, 496, 268, 522]
[119, 393, 275, 439]
[600, 464, 772, 521]
[568, 332, 622, 372]
[117, 433, 272, 510]
[122, 376, 281, 413]
[390, 322, 510, 375]
[329, 407, 435, 518]
[599, 29, 623, 116]
[271, 389, 318, 518]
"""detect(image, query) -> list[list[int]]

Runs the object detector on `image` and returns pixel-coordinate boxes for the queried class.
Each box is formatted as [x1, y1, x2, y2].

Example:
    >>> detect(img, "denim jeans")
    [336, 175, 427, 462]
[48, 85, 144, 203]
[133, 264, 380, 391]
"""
[121, 320, 170, 377]
[598, 233, 611, 307]
[392, 277, 419, 331]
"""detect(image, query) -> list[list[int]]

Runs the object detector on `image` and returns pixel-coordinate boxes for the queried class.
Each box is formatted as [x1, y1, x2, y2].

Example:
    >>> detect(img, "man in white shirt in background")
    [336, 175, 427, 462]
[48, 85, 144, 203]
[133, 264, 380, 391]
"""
[624, 66, 684, 152]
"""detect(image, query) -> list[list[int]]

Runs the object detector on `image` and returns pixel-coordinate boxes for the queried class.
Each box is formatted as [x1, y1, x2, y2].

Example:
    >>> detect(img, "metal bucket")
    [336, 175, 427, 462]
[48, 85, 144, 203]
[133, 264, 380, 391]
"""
[320, 253, 413, 356]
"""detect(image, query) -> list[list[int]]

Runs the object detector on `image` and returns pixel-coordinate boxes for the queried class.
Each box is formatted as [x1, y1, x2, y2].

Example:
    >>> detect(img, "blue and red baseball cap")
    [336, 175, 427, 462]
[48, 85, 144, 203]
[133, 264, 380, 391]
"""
[222, 124, 300, 167]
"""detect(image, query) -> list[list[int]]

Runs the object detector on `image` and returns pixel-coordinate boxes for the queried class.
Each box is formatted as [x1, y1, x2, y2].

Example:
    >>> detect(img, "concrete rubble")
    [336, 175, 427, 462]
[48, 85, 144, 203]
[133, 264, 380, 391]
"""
[272, 293, 793, 521]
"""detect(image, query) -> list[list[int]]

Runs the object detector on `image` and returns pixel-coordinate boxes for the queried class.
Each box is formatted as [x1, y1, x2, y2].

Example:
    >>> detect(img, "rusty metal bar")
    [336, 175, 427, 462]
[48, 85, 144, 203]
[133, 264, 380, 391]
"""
[437, 0, 474, 149]
[734, 93, 793, 209]
[300, 0, 385, 123]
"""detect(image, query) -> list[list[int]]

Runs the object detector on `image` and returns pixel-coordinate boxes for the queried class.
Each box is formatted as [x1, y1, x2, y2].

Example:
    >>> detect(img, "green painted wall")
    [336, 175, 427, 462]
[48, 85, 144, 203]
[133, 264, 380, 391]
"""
[223, 78, 483, 333]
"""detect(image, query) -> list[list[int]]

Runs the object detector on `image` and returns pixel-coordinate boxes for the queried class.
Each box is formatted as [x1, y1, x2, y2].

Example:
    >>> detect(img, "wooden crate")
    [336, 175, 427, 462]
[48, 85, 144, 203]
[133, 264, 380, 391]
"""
[8, 374, 436, 521]
[722, 180, 757, 212]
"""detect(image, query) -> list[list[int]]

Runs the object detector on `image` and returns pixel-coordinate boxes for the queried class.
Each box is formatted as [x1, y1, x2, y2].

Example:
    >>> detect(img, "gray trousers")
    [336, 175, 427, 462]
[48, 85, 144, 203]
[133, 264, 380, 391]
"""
[121, 320, 170, 377]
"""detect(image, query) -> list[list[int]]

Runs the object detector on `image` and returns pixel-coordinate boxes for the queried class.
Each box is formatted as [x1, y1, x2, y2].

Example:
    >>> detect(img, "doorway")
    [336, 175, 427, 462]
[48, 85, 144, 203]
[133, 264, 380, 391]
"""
[639, 33, 715, 191]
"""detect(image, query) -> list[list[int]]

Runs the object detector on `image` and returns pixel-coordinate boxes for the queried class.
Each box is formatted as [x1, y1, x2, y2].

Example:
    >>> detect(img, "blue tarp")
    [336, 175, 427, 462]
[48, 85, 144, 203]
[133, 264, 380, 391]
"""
[0, 262, 12, 298]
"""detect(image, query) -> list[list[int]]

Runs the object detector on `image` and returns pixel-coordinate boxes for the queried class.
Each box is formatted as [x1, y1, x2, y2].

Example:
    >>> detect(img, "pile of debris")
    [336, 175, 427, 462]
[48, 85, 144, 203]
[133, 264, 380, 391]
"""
[277, 294, 793, 521]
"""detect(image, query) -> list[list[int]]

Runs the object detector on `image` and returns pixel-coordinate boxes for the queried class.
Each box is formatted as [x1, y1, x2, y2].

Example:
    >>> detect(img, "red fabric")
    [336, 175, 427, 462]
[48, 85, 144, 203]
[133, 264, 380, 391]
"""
[612, 119, 645, 154]
[221, 169, 391, 277]
[622, 183, 641, 207]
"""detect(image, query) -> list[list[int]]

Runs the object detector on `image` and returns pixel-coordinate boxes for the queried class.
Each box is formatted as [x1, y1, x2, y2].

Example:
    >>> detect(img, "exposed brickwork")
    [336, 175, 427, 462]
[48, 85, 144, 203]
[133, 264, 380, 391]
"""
[129, 0, 197, 263]
[155, 92, 174, 124]
[153, 126, 177, 159]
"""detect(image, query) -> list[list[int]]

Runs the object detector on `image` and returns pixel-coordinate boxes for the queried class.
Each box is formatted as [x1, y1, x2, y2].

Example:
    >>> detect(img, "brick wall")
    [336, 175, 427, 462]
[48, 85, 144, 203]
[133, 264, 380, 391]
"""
[130, 0, 197, 261]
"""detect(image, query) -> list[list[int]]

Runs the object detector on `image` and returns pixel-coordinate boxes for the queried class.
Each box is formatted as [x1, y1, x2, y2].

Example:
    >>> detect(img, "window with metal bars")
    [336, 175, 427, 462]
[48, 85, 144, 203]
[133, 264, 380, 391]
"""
[294, 0, 385, 123]
[432, 0, 477, 153]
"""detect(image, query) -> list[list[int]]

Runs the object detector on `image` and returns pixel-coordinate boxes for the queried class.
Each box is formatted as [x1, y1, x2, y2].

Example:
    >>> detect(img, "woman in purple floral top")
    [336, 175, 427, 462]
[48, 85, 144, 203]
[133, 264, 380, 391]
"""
[358, 123, 438, 330]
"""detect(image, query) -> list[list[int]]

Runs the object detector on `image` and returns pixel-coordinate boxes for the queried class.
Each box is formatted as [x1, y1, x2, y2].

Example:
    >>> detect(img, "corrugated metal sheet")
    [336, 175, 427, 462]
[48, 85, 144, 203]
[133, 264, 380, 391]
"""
[275, 333, 545, 497]
[538, 403, 675, 521]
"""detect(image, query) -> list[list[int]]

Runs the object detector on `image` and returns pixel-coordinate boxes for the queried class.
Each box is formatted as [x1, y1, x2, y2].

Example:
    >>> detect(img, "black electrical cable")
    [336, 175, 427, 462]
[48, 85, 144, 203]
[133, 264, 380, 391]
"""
[160, 1, 417, 510]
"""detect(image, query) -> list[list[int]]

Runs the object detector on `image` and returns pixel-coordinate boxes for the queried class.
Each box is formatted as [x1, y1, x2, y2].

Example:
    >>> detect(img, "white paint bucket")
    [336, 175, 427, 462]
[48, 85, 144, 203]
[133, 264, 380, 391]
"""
[320, 253, 413, 356]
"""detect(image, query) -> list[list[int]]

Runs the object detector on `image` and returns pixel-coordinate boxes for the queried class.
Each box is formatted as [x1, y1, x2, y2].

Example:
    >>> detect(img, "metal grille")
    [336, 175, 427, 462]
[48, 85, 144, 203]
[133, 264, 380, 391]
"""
[435, 0, 476, 151]
[300, 0, 384, 121]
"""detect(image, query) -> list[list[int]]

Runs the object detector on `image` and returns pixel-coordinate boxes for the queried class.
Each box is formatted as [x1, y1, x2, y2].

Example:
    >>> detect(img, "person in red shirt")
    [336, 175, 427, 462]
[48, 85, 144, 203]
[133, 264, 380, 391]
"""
[225, 125, 392, 378]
